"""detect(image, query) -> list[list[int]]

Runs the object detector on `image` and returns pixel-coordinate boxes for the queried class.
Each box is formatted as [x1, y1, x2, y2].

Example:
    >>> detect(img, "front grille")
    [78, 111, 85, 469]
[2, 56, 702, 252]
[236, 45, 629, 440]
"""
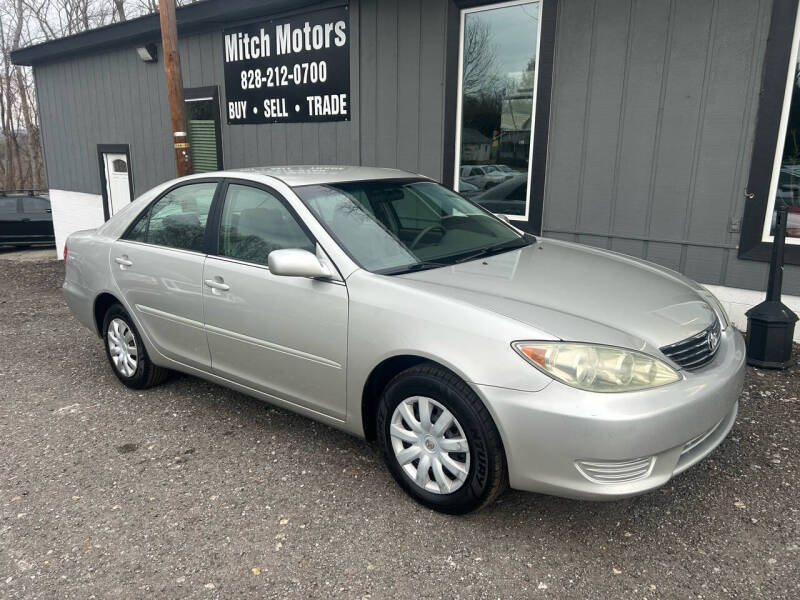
[575, 456, 655, 484]
[660, 318, 721, 371]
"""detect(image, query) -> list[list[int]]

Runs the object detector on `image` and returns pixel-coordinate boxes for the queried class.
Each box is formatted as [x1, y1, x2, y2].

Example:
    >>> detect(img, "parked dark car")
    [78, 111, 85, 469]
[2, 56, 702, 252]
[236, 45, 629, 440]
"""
[0, 192, 55, 247]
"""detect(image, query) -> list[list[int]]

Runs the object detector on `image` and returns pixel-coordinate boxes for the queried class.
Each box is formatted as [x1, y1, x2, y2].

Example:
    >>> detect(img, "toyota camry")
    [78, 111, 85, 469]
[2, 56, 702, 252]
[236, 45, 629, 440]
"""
[62, 166, 745, 514]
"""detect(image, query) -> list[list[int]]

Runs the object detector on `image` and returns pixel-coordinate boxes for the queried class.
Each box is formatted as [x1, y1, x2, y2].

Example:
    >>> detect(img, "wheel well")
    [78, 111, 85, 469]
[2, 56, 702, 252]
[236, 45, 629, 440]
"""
[93, 292, 120, 336]
[361, 355, 430, 440]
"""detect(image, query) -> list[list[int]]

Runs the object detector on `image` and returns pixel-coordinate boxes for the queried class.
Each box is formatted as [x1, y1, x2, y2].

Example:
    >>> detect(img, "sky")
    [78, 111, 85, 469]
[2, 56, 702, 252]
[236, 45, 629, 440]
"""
[466, 0, 540, 79]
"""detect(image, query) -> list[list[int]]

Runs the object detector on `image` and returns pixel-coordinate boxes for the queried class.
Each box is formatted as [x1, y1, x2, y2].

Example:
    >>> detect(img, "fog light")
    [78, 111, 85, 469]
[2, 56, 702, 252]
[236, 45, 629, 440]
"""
[575, 457, 655, 484]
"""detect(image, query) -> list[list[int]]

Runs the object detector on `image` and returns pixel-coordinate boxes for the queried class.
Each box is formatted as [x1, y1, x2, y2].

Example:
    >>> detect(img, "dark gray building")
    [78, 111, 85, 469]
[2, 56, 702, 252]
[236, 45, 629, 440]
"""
[11, 0, 800, 334]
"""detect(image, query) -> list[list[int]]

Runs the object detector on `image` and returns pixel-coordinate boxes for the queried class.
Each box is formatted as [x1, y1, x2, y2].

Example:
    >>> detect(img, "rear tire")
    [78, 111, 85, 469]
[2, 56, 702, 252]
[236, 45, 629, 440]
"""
[102, 303, 169, 389]
[377, 363, 507, 514]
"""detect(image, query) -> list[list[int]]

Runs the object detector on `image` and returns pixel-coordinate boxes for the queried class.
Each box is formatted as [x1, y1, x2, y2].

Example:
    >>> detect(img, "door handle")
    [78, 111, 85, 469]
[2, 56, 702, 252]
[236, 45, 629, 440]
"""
[115, 256, 133, 267]
[21, 218, 31, 222]
[204, 278, 230, 291]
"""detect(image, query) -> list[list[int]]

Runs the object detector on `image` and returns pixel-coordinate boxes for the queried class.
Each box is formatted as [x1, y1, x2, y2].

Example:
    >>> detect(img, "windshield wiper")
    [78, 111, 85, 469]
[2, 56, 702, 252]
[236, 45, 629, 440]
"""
[381, 236, 533, 275]
[452, 238, 531, 264]
[380, 260, 450, 275]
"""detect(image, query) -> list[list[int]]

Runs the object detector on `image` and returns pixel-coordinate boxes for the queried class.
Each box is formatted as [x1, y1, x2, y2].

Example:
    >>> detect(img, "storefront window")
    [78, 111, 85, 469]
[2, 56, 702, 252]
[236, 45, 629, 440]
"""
[454, 0, 541, 219]
[763, 16, 800, 243]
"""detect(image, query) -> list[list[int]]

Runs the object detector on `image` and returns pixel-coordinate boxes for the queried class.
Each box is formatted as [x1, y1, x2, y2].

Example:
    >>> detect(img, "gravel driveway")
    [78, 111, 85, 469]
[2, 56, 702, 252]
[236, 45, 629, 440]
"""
[0, 248, 798, 599]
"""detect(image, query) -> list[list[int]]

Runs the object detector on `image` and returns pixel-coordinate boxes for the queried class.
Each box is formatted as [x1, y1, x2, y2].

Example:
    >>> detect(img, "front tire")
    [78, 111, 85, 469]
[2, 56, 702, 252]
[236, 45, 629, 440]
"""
[102, 304, 169, 389]
[377, 363, 507, 514]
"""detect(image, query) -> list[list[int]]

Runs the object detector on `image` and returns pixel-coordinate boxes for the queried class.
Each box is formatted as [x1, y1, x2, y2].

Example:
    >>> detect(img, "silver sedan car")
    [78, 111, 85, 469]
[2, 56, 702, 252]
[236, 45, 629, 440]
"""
[63, 166, 745, 514]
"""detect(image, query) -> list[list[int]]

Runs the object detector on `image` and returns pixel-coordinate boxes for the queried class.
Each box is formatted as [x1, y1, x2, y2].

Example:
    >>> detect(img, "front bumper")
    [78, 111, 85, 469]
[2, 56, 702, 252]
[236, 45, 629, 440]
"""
[477, 328, 746, 500]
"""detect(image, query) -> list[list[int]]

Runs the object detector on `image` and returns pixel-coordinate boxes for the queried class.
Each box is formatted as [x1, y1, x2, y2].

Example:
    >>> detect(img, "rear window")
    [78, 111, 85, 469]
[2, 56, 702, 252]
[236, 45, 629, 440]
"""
[22, 197, 50, 212]
[0, 198, 17, 213]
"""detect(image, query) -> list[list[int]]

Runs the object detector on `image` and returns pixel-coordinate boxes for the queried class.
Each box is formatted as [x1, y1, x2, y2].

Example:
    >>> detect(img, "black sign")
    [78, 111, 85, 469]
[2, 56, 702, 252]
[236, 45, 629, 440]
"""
[223, 5, 350, 125]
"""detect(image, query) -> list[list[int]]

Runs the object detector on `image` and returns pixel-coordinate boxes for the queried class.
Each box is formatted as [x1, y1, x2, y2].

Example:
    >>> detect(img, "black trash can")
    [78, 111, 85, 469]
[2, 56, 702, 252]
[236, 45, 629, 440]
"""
[745, 300, 797, 368]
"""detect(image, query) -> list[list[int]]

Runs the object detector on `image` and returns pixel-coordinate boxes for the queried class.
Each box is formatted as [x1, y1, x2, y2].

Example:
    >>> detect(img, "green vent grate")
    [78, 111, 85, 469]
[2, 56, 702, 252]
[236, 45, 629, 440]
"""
[188, 120, 219, 173]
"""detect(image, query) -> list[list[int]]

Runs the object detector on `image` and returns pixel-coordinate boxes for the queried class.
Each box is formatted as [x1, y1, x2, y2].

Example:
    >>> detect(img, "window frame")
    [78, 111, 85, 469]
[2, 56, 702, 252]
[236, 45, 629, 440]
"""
[120, 178, 223, 255]
[452, 0, 544, 223]
[740, 0, 800, 263]
[208, 178, 321, 270]
[184, 86, 224, 172]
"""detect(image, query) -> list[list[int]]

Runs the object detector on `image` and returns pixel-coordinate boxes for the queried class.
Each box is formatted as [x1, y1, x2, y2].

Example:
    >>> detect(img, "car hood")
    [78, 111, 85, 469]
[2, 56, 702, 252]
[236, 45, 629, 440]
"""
[396, 238, 716, 350]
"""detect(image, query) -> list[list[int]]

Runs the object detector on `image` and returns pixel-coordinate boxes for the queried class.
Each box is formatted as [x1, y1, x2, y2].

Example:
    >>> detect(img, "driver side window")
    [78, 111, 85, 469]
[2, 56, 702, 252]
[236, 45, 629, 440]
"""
[218, 184, 315, 266]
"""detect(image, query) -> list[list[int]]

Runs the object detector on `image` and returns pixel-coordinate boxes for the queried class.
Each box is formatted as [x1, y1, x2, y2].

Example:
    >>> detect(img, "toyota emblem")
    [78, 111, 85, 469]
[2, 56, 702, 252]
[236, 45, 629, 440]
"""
[707, 328, 720, 352]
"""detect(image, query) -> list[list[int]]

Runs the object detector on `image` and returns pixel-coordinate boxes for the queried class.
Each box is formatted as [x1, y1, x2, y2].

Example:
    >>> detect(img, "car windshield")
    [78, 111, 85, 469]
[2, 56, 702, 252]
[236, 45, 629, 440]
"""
[294, 179, 530, 274]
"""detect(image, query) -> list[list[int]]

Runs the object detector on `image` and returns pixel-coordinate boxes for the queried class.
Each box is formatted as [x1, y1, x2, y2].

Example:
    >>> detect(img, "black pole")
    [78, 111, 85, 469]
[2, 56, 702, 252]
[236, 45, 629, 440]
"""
[745, 201, 798, 368]
[766, 202, 787, 302]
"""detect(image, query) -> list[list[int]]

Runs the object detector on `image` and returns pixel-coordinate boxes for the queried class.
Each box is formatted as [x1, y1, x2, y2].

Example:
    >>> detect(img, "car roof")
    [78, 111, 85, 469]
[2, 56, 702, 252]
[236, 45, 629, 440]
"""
[230, 165, 424, 187]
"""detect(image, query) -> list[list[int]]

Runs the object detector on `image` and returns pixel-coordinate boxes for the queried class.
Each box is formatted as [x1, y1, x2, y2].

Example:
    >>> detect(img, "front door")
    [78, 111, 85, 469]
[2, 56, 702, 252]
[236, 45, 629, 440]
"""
[202, 182, 348, 420]
[110, 180, 218, 369]
[102, 152, 132, 217]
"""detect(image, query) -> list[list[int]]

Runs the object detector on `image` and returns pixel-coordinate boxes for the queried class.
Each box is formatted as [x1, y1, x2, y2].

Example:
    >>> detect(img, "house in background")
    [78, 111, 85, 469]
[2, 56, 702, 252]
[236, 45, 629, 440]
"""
[11, 0, 800, 336]
[459, 128, 492, 163]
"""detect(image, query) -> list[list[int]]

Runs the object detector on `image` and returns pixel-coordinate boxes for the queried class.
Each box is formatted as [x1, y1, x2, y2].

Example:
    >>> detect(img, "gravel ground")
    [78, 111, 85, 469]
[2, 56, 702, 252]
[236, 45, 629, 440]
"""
[0, 249, 798, 599]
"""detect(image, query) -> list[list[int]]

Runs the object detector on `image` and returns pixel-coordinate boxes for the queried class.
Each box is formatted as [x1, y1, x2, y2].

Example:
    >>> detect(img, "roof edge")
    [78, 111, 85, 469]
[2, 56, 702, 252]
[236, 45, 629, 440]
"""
[11, 0, 334, 66]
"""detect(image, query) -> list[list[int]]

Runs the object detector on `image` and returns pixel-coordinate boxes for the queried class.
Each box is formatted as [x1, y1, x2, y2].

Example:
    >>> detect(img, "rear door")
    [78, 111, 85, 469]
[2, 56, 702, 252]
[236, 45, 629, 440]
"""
[110, 180, 219, 369]
[202, 181, 348, 419]
[20, 196, 54, 242]
[0, 197, 21, 242]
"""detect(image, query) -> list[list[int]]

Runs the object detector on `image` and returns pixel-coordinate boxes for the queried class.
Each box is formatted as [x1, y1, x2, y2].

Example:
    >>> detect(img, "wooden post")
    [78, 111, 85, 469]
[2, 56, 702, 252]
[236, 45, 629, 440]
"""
[158, 0, 192, 176]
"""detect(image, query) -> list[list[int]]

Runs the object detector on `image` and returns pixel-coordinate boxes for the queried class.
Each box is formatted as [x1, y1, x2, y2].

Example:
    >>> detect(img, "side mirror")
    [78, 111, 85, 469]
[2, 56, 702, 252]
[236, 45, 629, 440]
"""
[268, 248, 331, 278]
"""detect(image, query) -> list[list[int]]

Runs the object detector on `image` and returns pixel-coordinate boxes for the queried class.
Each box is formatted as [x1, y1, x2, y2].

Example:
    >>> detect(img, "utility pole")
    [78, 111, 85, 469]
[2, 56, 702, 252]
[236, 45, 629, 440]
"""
[158, 0, 192, 176]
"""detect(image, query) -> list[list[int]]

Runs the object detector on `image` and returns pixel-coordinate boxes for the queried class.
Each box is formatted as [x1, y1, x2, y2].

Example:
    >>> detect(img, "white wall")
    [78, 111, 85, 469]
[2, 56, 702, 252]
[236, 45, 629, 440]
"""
[704, 284, 800, 341]
[50, 189, 104, 258]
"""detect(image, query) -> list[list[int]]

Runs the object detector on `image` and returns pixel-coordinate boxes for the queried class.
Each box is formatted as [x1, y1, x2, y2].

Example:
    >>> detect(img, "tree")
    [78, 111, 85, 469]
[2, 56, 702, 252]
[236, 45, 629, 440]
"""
[0, 0, 196, 191]
[461, 18, 499, 97]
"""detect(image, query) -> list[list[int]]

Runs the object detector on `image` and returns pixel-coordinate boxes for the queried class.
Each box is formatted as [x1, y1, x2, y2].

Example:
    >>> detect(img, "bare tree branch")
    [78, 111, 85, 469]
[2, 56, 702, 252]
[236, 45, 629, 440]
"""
[0, 0, 191, 190]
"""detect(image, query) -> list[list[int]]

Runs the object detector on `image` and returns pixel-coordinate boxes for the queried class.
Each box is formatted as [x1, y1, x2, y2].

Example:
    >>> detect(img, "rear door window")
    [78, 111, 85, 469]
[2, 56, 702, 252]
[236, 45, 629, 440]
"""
[22, 197, 50, 213]
[124, 182, 217, 253]
[0, 198, 18, 214]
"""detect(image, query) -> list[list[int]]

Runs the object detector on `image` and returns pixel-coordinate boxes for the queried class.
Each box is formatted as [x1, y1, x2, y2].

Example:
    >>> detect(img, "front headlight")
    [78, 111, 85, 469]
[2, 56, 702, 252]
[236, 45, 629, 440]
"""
[512, 342, 680, 393]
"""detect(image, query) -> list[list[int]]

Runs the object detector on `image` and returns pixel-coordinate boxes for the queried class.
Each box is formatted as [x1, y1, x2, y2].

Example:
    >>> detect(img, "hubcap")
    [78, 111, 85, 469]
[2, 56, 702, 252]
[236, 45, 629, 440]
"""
[107, 318, 138, 377]
[389, 396, 470, 495]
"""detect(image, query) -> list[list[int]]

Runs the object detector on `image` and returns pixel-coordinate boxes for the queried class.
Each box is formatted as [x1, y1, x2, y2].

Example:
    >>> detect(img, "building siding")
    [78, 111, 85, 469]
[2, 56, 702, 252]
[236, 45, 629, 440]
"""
[33, 0, 800, 295]
[541, 0, 789, 293]
[34, 0, 449, 197]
